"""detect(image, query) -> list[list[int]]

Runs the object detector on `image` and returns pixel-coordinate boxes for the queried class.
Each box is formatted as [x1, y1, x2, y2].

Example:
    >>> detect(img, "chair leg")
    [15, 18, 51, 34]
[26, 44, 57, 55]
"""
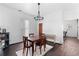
[35, 45, 37, 52]
[44, 44, 46, 51]
[26, 48, 28, 56]
[44, 45, 45, 51]
[23, 47, 26, 56]
[40, 46, 42, 54]
[23, 47, 25, 54]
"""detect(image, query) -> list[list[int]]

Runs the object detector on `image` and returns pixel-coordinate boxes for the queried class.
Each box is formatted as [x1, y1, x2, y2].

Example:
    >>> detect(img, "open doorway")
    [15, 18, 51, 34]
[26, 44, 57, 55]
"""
[24, 20, 29, 36]
[63, 19, 78, 39]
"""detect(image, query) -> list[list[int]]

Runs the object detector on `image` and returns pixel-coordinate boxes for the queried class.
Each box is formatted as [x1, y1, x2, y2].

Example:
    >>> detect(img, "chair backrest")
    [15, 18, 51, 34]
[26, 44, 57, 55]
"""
[39, 33, 46, 45]
[29, 33, 34, 37]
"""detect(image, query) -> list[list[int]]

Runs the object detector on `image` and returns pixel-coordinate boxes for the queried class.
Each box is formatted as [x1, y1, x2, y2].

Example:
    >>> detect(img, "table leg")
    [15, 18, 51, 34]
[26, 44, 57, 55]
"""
[32, 42, 34, 56]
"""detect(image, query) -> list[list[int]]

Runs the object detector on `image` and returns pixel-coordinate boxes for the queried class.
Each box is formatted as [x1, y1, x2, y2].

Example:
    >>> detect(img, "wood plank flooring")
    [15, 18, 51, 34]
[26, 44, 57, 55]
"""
[1, 37, 79, 56]
[45, 37, 79, 56]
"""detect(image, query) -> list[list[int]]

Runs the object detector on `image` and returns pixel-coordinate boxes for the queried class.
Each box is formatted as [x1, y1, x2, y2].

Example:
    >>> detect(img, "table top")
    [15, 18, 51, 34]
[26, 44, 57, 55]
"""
[24, 34, 46, 42]
[28, 36, 39, 42]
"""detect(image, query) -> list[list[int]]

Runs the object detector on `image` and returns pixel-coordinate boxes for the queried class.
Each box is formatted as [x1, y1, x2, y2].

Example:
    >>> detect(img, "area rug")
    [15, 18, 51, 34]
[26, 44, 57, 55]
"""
[16, 44, 53, 56]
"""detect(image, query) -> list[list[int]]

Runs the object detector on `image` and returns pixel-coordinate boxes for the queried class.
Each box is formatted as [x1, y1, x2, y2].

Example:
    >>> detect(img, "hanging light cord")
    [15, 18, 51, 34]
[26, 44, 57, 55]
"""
[38, 3, 40, 18]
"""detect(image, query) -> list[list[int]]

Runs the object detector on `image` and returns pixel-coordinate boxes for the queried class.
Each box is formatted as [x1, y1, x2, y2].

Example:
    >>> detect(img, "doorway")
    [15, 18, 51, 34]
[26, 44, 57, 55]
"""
[24, 20, 29, 36]
[63, 19, 78, 38]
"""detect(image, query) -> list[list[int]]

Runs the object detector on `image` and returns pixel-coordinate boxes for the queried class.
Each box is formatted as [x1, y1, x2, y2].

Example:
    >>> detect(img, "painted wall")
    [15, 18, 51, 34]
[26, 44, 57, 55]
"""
[43, 10, 63, 44]
[0, 5, 25, 44]
[29, 17, 38, 35]
[0, 4, 39, 44]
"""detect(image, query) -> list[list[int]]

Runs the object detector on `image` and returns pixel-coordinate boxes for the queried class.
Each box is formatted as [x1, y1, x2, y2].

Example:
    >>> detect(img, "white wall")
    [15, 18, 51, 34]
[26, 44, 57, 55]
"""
[0, 4, 67, 44]
[0, 4, 39, 44]
[43, 9, 63, 44]
[29, 17, 38, 35]
[0, 5, 25, 44]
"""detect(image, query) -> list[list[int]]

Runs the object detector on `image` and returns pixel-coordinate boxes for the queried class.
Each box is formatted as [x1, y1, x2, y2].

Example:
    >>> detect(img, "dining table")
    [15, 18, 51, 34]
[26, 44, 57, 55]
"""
[28, 35, 39, 56]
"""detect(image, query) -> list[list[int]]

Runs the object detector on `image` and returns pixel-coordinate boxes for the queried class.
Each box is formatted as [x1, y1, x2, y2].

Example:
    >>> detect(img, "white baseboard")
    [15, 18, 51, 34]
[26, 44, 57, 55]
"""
[9, 41, 22, 45]
[55, 40, 63, 44]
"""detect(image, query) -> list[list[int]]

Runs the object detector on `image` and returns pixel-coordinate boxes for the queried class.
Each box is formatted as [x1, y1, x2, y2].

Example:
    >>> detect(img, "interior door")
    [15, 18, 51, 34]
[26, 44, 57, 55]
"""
[39, 23, 43, 35]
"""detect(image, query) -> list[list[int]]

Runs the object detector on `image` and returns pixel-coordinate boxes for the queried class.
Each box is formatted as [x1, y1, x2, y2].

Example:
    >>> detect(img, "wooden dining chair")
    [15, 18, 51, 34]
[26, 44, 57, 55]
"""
[29, 33, 34, 37]
[35, 33, 46, 54]
[23, 36, 33, 56]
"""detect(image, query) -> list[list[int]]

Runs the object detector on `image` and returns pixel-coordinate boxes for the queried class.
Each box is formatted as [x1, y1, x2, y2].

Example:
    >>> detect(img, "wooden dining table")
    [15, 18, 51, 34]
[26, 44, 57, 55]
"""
[28, 35, 39, 56]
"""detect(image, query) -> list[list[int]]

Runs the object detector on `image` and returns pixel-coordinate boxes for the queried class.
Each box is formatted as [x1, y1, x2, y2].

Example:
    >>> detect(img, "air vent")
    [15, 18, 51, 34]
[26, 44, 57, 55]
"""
[18, 10, 22, 12]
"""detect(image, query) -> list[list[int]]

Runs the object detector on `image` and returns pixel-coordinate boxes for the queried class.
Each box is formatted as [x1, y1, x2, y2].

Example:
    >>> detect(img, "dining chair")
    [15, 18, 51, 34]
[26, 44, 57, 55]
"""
[23, 36, 33, 56]
[29, 33, 34, 37]
[35, 33, 46, 54]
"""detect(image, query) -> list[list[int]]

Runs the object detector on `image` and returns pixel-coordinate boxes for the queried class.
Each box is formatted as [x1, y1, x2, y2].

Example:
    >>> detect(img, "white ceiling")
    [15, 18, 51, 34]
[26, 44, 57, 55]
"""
[1, 3, 79, 16]
[0, 3, 64, 16]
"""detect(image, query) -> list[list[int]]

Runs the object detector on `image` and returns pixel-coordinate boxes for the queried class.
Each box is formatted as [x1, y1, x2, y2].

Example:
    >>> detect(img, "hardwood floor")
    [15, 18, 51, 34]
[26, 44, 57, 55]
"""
[1, 37, 79, 56]
[3, 43, 23, 56]
[45, 37, 79, 56]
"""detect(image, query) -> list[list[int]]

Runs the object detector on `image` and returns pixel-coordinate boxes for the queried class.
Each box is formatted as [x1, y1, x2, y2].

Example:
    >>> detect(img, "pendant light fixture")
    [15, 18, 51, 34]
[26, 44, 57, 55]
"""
[34, 3, 44, 21]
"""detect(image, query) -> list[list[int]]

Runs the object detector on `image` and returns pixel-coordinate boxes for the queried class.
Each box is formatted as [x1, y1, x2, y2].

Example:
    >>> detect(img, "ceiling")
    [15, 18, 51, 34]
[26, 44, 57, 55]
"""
[1, 3, 79, 16]
[0, 3, 64, 16]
